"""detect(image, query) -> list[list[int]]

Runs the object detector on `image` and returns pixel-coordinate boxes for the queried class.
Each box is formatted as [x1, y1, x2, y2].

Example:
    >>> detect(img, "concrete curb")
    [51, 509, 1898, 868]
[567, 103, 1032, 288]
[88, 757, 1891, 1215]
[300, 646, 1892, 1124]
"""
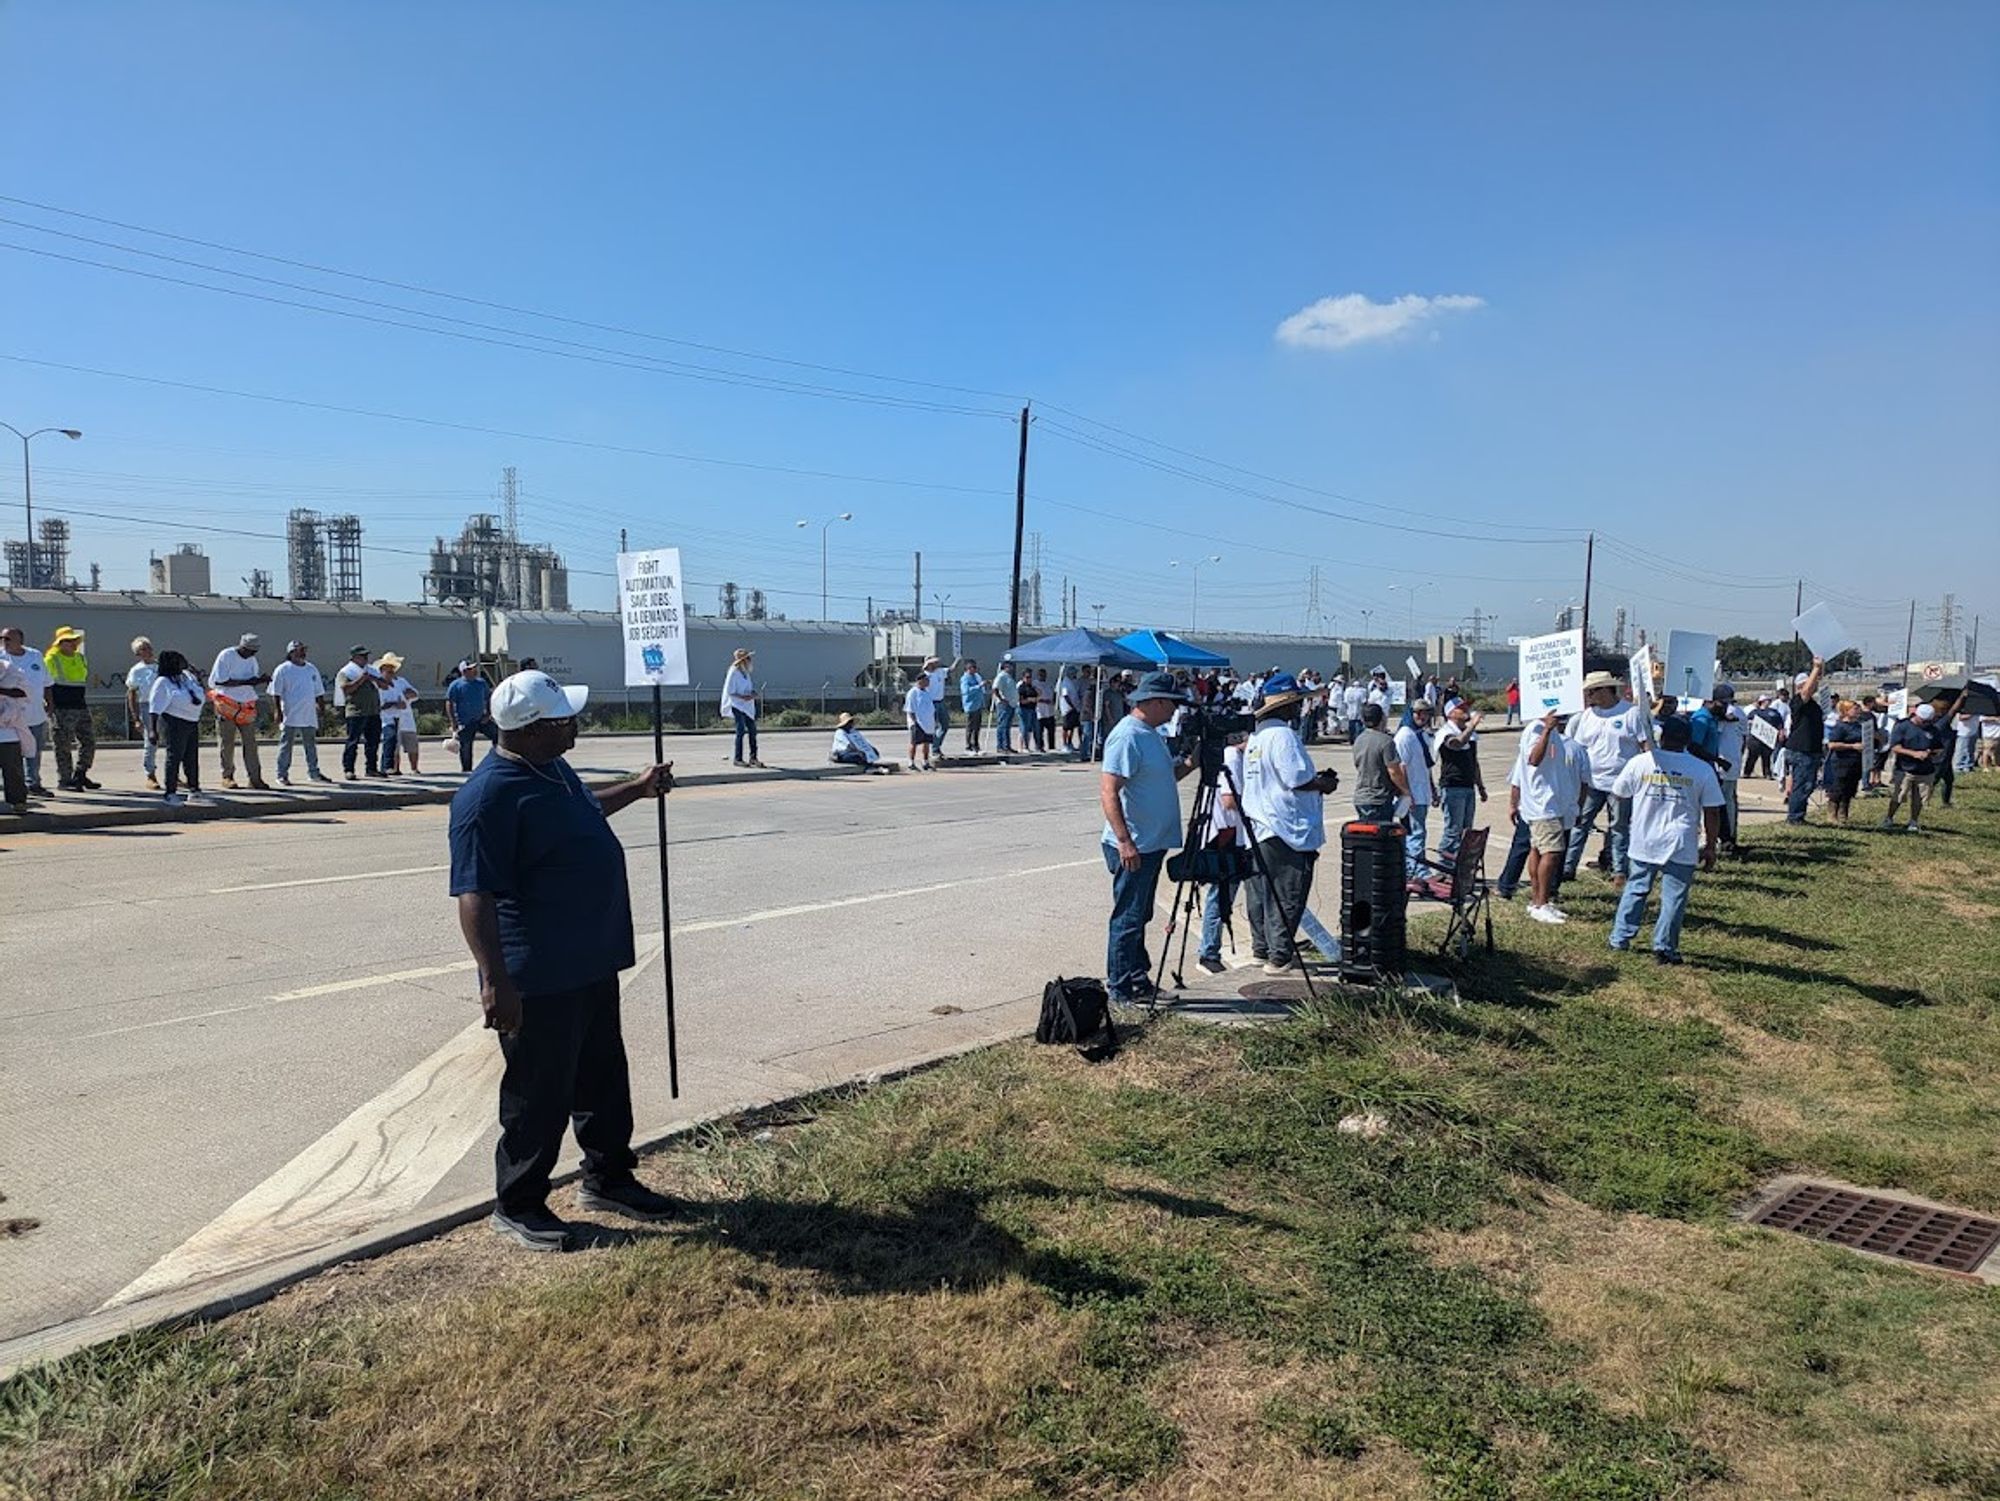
[0, 1030, 1022, 1381]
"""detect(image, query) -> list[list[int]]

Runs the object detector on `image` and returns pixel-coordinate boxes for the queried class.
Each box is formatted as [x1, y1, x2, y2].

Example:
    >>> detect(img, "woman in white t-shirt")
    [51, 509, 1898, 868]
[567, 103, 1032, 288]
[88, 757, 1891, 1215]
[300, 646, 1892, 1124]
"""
[145, 649, 209, 805]
[721, 648, 763, 767]
[376, 654, 421, 775]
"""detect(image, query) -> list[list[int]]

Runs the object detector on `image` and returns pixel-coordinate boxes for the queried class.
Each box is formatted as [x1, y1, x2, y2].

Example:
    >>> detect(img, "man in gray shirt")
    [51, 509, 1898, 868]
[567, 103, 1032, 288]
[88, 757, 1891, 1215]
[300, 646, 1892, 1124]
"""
[1350, 703, 1410, 822]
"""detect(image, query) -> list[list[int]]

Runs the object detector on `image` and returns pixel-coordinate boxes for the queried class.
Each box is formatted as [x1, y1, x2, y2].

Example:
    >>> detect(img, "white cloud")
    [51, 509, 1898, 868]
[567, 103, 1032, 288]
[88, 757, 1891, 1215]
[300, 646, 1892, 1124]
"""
[1274, 292, 1485, 350]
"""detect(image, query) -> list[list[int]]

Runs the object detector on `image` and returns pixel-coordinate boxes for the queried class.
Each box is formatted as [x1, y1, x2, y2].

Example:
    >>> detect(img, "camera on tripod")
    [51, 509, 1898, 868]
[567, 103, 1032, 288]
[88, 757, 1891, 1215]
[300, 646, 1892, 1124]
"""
[1168, 703, 1255, 780]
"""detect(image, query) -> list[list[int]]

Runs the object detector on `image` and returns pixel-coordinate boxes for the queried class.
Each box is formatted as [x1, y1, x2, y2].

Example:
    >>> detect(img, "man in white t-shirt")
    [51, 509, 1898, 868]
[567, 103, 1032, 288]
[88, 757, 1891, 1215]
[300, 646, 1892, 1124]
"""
[1510, 710, 1585, 924]
[1341, 679, 1366, 741]
[0, 652, 29, 814]
[1563, 671, 1644, 882]
[210, 633, 272, 789]
[1607, 715, 1724, 965]
[269, 640, 331, 784]
[1240, 674, 1342, 975]
[125, 636, 161, 790]
[904, 672, 938, 771]
[1392, 701, 1438, 878]
[0, 625, 53, 796]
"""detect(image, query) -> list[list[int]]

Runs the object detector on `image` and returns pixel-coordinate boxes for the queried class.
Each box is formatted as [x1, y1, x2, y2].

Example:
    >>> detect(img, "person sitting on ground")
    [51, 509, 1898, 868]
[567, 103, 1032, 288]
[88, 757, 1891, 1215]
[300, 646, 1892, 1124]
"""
[904, 671, 937, 771]
[1606, 714, 1723, 966]
[829, 712, 883, 770]
[1824, 699, 1865, 825]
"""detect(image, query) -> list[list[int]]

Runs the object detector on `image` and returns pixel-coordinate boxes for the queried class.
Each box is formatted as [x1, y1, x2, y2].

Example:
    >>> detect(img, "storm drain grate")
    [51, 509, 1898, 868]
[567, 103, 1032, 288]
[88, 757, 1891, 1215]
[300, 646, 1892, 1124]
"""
[1750, 1183, 2000, 1274]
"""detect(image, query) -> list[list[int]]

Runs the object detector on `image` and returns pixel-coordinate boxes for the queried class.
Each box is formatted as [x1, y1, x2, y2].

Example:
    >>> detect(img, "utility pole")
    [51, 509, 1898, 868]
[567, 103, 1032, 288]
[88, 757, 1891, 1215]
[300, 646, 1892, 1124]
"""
[620, 527, 627, 554]
[1902, 599, 1917, 676]
[1580, 531, 1595, 648]
[1792, 579, 1803, 665]
[914, 552, 922, 622]
[1008, 404, 1029, 648]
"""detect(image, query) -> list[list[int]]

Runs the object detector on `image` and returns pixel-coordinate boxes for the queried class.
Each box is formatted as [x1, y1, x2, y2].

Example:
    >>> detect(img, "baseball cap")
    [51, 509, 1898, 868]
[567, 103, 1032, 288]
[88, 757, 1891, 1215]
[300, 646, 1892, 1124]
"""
[491, 670, 589, 730]
[285, 639, 305, 653]
[238, 632, 260, 649]
[1130, 670, 1188, 705]
[349, 644, 369, 656]
[1712, 683, 1736, 702]
[1915, 703, 1936, 721]
[1794, 671, 1811, 686]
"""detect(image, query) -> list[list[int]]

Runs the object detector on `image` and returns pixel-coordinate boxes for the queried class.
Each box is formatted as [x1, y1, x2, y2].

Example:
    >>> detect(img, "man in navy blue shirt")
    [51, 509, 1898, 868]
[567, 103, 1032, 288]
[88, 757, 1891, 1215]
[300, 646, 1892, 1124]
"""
[450, 670, 677, 1251]
[445, 659, 499, 772]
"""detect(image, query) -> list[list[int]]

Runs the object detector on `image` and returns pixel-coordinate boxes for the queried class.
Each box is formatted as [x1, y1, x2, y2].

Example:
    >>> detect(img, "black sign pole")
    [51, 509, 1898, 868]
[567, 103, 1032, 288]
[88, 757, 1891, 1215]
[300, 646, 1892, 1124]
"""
[652, 682, 680, 1098]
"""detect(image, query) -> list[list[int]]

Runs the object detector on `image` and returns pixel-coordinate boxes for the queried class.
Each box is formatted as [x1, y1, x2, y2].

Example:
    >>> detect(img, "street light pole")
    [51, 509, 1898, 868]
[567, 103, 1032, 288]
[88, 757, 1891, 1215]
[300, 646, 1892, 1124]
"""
[1170, 555, 1222, 631]
[1, 423, 82, 589]
[1388, 581, 1434, 637]
[795, 512, 853, 622]
[1091, 602, 1106, 631]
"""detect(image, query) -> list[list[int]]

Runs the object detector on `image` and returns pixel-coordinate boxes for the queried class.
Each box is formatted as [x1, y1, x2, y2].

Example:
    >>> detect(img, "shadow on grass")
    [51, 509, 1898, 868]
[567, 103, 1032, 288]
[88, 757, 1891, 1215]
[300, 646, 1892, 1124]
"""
[667, 1180, 1283, 1302]
[1688, 952, 1935, 1010]
[1701, 918, 1842, 952]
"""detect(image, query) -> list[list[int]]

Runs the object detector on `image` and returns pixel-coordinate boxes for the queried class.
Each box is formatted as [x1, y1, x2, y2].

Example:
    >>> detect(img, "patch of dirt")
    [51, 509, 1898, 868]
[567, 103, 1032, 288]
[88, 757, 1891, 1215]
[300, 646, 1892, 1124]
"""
[1890, 858, 2000, 922]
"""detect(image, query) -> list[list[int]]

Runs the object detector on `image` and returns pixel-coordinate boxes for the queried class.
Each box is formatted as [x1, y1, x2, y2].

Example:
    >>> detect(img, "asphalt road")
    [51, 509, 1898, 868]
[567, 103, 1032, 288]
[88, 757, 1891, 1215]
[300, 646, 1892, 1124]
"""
[0, 724, 1790, 1347]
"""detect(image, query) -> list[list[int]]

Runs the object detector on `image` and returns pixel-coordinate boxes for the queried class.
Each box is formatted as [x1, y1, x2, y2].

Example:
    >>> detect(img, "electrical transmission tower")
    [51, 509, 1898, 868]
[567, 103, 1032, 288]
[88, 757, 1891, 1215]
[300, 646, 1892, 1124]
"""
[1303, 566, 1333, 636]
[1935, 593, 1958, 661]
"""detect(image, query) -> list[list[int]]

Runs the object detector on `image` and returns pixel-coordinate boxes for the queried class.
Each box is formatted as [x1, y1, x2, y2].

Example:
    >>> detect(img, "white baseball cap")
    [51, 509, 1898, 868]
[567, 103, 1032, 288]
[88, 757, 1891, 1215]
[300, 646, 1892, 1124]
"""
[491, 670, 588, 730]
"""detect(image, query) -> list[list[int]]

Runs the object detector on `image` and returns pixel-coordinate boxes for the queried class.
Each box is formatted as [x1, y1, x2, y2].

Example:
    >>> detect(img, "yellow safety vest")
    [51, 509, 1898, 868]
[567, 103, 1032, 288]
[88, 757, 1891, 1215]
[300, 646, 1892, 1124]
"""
[44, 649, 90, 685]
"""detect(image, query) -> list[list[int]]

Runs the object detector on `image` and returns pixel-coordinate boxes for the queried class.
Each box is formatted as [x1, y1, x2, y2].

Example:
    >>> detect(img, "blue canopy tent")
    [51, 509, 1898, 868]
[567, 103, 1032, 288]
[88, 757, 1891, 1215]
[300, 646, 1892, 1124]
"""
[1116, 629, 1229, 669]
[1002, 628, 1155, 759]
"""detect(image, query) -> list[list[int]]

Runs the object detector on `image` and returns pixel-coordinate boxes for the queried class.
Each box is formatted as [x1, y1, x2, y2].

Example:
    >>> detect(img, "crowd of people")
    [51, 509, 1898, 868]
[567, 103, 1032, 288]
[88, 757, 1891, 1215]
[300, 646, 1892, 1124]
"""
[0, 622, 508, 813]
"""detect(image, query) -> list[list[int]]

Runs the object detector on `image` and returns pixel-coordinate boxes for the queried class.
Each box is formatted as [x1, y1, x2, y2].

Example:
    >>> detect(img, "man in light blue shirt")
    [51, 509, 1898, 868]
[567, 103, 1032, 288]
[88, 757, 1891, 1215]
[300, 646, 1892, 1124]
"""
[959, 660, 988, 754]
[1241, 673, 1343, 973]
[1099, 671, 1194, 1001]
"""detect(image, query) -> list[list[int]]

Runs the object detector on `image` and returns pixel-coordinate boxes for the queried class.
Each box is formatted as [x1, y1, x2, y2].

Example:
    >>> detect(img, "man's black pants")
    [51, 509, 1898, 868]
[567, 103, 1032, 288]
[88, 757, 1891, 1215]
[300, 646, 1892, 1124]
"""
[343, 713, 383, 775]
[495, 977, 640, 1215]
[1249, 836, 1317, 966]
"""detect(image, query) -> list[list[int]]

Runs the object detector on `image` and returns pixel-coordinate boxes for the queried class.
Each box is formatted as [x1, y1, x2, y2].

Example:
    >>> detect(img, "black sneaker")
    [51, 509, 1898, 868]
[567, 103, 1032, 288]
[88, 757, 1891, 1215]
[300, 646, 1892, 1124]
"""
[27, 785, 54, 799]
[576, 1179, 684, 1222]
[490, 1203, 571, 1251]
[1197, 955, 1227, 974]
[1653, 951, 1684, 967]
[78, 775, 102, 790]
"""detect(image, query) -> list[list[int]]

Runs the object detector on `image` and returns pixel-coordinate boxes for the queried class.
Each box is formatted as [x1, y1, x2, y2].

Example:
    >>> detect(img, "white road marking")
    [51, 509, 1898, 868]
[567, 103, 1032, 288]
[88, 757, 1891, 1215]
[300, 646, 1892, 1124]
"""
[208, 864, 447, 894]
[92, 857, 1107, 1309]
[79, 857, 1103, 1041]
[101, 942, 664, 1312]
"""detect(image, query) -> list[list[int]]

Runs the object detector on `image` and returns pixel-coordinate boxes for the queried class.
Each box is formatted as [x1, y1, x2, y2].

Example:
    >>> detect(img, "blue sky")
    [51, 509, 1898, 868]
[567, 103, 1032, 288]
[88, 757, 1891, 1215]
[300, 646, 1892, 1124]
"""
[2, 1, 1995, 661]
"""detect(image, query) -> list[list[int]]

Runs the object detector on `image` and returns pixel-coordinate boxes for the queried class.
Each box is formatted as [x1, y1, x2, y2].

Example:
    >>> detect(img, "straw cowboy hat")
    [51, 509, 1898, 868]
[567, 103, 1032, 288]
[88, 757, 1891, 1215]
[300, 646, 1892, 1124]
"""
[731, 647, 755, 666]
[1582, 671, 1623, 694]
[378, 652, 404, 672]
[837, 712, 856, 728]
[1254, 672, 1306, 716]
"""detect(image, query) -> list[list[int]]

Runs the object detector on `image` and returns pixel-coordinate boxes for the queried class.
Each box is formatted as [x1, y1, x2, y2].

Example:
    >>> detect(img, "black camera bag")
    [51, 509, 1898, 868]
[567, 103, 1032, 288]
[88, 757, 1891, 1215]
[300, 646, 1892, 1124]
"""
[1036, 976, 1119, 1062]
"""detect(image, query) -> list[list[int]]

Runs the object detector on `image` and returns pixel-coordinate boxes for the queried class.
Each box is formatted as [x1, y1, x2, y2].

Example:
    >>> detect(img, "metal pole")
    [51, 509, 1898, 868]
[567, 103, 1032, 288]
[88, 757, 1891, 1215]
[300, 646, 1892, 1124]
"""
[1008, 404, 1030, 648]
[652, 683, 680, 1099]
[1580, 531, 1594, 648]
[821, 525, 829, 622]
[18, 433, 32, 589]
[1903, 599, 1916, 677]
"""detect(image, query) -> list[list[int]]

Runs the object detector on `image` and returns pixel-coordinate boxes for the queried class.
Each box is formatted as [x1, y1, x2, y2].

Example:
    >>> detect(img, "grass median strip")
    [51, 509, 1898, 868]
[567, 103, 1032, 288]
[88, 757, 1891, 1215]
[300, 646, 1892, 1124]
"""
[4, 783, 1999, 1499]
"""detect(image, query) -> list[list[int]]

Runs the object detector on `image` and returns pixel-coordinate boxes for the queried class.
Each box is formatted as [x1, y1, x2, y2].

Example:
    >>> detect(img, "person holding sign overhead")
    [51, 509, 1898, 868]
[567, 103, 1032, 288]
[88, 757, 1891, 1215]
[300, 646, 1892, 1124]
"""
[1782, 657, 1826, 824]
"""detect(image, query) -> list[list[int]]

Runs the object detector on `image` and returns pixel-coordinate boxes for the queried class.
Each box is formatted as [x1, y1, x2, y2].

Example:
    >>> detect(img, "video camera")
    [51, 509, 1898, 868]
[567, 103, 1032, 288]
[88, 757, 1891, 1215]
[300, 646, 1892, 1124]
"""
[1169, 702, 1255, 781]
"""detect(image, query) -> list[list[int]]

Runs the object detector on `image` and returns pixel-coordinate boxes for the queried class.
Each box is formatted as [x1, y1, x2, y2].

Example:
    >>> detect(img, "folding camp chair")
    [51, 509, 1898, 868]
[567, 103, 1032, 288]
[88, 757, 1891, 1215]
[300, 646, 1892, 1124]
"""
[1408, 825, 1494, 961]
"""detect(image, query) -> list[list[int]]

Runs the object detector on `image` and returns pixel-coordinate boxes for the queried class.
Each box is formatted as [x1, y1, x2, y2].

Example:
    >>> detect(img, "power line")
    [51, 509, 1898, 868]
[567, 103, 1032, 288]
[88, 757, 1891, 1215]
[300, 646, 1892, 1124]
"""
[0, 237, 1013, 420]
[0, 193, 1029, 404]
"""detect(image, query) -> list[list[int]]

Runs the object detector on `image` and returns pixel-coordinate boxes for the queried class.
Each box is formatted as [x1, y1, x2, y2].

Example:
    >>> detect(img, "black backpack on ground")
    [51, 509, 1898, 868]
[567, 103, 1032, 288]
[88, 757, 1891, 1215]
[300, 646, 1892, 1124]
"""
[1036, 976, 1120, 1062]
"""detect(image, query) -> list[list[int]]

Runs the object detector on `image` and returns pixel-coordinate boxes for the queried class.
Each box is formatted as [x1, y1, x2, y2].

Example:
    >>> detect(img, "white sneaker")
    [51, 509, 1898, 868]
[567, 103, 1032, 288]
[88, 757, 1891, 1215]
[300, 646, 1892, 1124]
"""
[1526, 904, 1563, 925]
[183, 793, 210, 806]
[1543, 904, 1570, 923]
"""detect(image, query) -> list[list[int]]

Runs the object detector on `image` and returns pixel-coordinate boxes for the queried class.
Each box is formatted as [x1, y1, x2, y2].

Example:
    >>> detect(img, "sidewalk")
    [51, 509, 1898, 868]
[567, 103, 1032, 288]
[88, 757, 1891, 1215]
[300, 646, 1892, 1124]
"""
[2, 729, 1088, 833]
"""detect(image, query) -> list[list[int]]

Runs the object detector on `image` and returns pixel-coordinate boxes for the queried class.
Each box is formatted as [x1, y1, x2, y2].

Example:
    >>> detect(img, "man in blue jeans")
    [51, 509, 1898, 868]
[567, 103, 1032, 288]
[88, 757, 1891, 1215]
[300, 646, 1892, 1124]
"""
[1100, 671, 1195, 1002]
[1781, 656, 1827, 823]
[1607, 715, 1724, 966]
[446, 659, 499, 772]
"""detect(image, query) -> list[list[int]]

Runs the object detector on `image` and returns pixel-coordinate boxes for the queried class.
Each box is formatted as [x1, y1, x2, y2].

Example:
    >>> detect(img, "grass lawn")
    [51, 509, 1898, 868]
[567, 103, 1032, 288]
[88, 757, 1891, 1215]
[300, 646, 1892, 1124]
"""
[5, 781, 2000, 1500]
